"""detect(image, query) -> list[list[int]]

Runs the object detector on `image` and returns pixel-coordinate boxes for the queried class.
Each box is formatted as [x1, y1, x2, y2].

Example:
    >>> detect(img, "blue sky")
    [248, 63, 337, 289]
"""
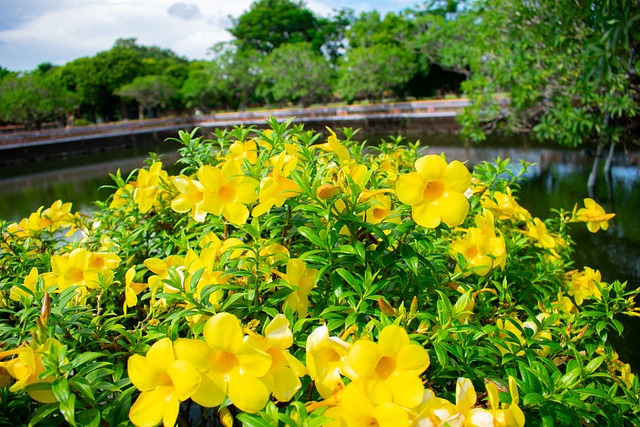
[0, 0, 419, 72]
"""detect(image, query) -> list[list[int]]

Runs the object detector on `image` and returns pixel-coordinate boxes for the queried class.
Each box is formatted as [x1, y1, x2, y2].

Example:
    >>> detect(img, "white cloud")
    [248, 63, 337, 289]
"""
[0, 0, 409, 71]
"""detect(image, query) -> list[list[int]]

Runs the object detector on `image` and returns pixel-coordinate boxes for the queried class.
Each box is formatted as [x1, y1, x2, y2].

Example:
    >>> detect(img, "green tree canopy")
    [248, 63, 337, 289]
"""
[0, 69, 74, 129]
[228, 0, 328, 54]
[115, 75, 177, 120]
[262, 43, 333, 107]
[337, 44, 417, 103]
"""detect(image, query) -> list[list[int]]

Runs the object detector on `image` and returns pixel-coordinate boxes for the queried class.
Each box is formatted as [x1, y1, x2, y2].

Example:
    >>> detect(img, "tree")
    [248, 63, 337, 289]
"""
[228, 0, 328, 55]
[440, 0, 639, 152]
[0, 69, 74, 129]
[262, 43, 334, 106]
[115, 75, 177, 120]
[337, 44, 416, 103]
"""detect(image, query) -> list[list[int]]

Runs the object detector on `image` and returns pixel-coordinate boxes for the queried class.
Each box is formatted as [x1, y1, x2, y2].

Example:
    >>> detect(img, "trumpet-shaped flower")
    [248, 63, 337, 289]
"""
[249, 315, 307, 402]
[252, 151, 301, 217]
[183, 312, 272, 413]
[128, 338, 202, 427]
[197, 161, 259, 225]
[170, 175, 208, 222]
[346, 325, 430, 408]
[481, 188, 531, 222]
[0, 339, 60, 404]
[525, 218, 556, 249]
[486, 377, 525, 427]
[227, 139, 258, 166]
[575, 198, 615, 233]
[396, 154, 471, 228]
[324, 380, 410, 427]
[124, 267, 148, 315]
[284, 258, 318, 318]
[567, 267, 603, 305]
[450, 210, 506, 276]
[306, 324, 352, 399]
[134, 162, 169, 213]
[316, 127, 351, 166]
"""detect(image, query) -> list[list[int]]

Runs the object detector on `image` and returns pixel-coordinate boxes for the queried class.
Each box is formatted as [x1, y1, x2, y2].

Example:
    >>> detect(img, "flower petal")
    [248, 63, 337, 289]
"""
[167, 360, 201, 401]
[227, 371, 270, 413]
[395, 172, 426, 205]
[349, 340, 381, 378]
[203, 313, 243, 351]
[396, 344, 430, 374]
[415, 154, 447, 180]
[438, 192, 470, 227]
[128, 386, 177, 427]
[412, 201, 441, 228]
[444, 161, 472, 193]
[222, 202, 250, 225]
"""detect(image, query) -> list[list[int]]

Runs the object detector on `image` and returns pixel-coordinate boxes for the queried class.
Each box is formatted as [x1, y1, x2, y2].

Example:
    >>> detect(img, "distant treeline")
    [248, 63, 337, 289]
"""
[1, 0, 637, 147]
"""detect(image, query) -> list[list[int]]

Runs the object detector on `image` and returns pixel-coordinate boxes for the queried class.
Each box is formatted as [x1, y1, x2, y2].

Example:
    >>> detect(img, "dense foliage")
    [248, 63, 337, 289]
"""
[1, 122, 638, 426]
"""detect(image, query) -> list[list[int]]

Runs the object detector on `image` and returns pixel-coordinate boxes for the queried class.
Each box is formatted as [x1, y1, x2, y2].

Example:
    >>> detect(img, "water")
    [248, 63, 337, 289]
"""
[1, 130, 638, 367]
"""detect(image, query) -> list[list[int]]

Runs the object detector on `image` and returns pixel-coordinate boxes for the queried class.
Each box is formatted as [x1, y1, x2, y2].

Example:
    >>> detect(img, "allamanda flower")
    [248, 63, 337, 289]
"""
[181, 312, 272, 413]
[306, 324, 352, 399]
[395, 154, 472, 228]
[197, 161, 259, 225]
[284, 258, 318, 318]
[346, 324, 430, 409]
[128, 338, 202, 427]
[575, 198, 615, 233]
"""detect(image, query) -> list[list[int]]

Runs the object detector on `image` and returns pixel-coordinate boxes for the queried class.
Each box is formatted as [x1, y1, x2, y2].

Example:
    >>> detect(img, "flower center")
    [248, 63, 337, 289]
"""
[423, 180, 445, 200]
[375, 355, 396, 380]
[317, 348, 341, 364]
[217, 184, 236, 203]
[214, 350, 239, 373]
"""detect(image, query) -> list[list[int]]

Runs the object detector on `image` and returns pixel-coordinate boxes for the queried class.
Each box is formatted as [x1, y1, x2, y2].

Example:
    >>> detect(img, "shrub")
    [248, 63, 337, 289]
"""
[1, 119, 638, 426]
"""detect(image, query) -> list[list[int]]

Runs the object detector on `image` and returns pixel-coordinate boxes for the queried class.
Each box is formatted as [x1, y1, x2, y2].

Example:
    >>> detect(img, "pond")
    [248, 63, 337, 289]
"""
[1, 130, 638, 369]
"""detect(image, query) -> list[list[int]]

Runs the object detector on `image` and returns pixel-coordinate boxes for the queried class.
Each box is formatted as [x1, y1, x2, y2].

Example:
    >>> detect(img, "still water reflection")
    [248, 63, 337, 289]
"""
[0, 132, 638, 366]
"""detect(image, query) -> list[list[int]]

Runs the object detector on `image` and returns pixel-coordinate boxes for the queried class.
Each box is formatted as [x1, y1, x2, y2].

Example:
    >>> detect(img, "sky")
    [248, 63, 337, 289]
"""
[0, 0, 419, 72]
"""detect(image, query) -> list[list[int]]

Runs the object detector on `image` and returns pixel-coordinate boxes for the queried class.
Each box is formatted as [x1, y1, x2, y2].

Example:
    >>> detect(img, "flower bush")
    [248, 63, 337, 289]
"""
[1, 119, 638, 426]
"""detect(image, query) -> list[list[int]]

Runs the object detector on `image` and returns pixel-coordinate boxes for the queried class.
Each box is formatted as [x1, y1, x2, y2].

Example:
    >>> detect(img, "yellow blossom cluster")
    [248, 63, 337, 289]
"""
[128, 313, 306, 426]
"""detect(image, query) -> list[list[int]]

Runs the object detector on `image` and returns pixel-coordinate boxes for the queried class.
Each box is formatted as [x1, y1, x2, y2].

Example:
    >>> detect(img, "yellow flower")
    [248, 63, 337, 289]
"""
[324, 380, 411, 427]
[306, 324, 351, 399]
[128, 338, 202, 427]
[450, 210, 506, 277]
[567, 267, 602, 305]
[575, 198, 615, 233]
[187, 312, 272, 413]
[481, 188, 531, 222]
[124, 267, 147, 315]
[525, 218, 556, 249]
[363, 193, 399, 225]
[451, 378, 495, 427]
[346, 325, 430, 408]
[315, 127, 351, 166]
[0, 339, 60, 403]
[40, 200, 75, 231]
[170, 175, 208, 222]
[249, 314, 307, 402]
[486, 376, 525, 427]
[134, 162, 169, 213]
[10, 267, 39, 302]
[197, 161, 259, 225]
[227, 139, 258, 166]
[252, 151, 301, 217]
[284, 259, 318, 318]
[395, 154, 471, 228]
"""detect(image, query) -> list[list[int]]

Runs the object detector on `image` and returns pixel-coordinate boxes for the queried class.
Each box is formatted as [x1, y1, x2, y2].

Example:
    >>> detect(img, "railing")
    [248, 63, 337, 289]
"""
[0, 99, 472, 150]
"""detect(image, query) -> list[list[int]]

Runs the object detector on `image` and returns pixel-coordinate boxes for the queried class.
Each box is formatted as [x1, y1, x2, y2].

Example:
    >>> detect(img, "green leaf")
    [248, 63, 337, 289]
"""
[52, 377, 70, 403]
[76, 409, 101, 427]
[59, 393, 77, 426]
[523, 392, 546, 405]
[70, 376, 95, 402]
[558, 366, 582, 389]
[297, 226, 327, 249]
[28, 403, 59, 427]
[584, 355, 605, 375]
